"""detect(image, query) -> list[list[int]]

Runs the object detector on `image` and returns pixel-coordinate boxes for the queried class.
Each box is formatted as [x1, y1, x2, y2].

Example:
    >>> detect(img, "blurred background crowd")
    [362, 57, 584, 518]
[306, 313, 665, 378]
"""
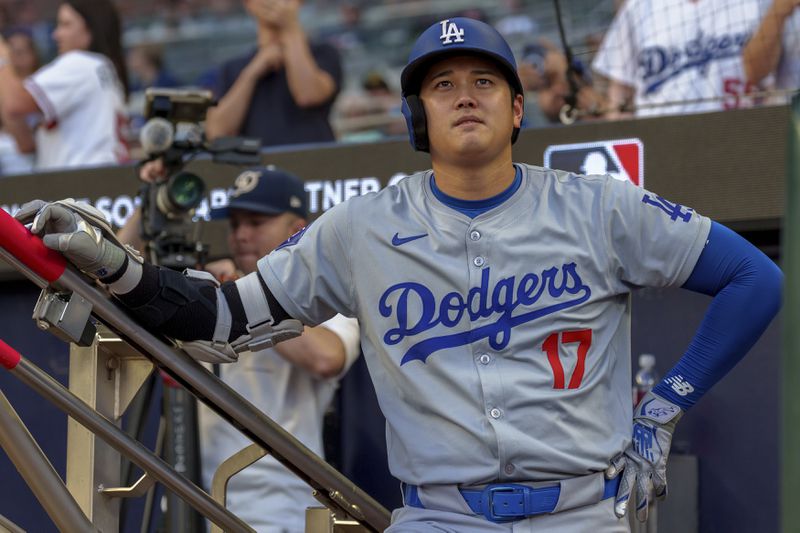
[0, 0, 796, 173]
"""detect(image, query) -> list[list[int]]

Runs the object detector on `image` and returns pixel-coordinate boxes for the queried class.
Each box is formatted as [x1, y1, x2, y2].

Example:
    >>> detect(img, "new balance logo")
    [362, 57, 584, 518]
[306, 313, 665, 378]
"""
[665, 375, 695, 396]
[439, 19, 465, 45]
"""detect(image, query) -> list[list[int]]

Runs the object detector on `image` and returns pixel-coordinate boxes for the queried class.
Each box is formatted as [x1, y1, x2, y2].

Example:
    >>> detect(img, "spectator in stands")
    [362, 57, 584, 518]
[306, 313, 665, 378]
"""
[518, 39, 604, 125]
[494, 0, 538, 47]
[126, 43, 181, 141]
[205, 0, 342, 148]
[742, 0, 800, 98]
[592, 1, 767, 118]
[323, 2, 368, 54]
[0, 0, 129, 170]
[0, 29, 39, 175]
[127, 43, 180, 92]
[334, 71, 405, 140]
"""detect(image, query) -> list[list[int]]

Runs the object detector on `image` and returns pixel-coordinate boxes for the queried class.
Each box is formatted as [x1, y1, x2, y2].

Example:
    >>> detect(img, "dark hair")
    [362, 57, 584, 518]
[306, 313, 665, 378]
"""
[63, 0, 129, 96]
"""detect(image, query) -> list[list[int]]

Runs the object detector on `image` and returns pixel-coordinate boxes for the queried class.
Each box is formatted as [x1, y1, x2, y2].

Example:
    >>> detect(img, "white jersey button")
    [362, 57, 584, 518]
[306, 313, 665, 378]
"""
[473, 257, 485, 267]
[470, 230, 481, 241]
[504, 464, 515, 475]
[489, 408, 502, 419]
[478, 353, 491, 365]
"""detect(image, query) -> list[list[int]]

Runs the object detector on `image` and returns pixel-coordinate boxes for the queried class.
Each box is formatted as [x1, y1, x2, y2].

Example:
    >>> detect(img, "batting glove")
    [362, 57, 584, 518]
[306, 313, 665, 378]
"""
[605, 390, 683, 522]
[16, 199, 132, 280]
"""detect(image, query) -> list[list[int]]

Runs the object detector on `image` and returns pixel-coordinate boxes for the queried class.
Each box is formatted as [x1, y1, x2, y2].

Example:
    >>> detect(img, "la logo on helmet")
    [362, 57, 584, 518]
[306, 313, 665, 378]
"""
[439, 19, 465, 45]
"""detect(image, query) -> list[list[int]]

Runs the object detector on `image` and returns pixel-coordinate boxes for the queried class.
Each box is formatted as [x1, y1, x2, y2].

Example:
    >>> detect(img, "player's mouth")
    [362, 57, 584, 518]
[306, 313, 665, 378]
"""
[453, 115, 484, 128]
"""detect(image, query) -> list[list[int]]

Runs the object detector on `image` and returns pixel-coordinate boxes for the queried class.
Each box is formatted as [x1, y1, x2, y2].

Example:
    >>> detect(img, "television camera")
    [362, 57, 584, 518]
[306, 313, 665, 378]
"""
[138, 88, 261, 269]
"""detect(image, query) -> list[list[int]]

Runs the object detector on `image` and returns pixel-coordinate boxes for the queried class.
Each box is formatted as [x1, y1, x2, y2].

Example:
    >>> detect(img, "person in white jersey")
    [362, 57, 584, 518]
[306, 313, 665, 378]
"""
[592, 0, 769, 117]
[17, 17, 782, 532]
[197, 167, 360, 533]
[0, 0, 129, 170]
[742, 0, 800, 98]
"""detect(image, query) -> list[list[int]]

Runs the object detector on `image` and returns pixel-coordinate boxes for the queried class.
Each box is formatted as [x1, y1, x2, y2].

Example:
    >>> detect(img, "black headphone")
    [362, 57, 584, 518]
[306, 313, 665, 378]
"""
[401, 92, 522, 153]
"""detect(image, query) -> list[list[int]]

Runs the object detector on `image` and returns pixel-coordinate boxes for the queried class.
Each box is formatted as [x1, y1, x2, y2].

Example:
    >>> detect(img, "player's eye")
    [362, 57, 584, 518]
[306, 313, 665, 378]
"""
[476, 78, 493, 87]
[434, 80, 453, 89]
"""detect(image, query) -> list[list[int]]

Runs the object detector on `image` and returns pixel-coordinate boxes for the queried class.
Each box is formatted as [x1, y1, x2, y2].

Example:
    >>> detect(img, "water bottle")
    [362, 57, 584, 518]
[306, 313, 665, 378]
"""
[633, 353, 658, 406]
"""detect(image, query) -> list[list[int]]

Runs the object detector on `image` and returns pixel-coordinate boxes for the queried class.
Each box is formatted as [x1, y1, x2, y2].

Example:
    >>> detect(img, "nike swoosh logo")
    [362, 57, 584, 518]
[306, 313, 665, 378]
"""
[392, 232, 428, 246]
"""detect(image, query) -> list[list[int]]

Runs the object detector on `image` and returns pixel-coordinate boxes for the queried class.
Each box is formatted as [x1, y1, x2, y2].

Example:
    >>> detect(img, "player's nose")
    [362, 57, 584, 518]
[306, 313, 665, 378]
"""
[455, 93, 478, 109]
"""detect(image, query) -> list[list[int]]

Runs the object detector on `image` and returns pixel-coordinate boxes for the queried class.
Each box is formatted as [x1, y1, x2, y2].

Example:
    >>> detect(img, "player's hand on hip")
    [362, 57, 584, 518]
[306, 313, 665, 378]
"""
[15, 199, 128, 280]
[605, 391, 683, 522]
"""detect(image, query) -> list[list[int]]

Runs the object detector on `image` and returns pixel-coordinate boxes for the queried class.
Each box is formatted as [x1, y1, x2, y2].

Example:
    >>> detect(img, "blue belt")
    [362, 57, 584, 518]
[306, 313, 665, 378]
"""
[403, 476, 620, 523]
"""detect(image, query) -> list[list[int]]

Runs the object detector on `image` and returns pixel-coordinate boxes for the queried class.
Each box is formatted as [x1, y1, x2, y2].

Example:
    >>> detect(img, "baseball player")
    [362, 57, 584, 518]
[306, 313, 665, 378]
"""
[17, 17, 782, 532]
[592, 0, 769, 117]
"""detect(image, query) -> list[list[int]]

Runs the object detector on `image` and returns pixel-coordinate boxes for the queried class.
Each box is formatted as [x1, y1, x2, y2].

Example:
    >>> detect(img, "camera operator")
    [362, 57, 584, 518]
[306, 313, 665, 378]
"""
[120, 162, 361, 533]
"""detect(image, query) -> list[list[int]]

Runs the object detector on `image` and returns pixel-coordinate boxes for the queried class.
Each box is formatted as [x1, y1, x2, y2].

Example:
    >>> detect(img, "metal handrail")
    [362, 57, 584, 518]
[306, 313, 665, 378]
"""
[0, 207, 391, 532]
[0, 342, 253, 533]
[0, 388, 96, 532]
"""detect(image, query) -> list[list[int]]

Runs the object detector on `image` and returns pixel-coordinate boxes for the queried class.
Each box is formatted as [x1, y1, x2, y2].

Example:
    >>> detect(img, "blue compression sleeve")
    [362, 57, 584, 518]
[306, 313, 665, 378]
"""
[651, 222, 783, 410]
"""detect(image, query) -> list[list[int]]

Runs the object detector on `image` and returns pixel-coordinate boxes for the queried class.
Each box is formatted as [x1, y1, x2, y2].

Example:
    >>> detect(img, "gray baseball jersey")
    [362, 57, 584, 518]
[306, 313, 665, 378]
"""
[258, 163, 710, 487]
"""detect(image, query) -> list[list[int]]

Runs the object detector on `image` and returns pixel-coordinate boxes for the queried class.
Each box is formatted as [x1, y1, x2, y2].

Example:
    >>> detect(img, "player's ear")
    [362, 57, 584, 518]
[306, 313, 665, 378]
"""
[512, 93, 524, 129]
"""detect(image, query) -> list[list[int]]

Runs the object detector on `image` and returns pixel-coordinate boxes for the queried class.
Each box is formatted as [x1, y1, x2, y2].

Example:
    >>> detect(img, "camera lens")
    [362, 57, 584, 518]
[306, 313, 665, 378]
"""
[156, 171, 205, 216]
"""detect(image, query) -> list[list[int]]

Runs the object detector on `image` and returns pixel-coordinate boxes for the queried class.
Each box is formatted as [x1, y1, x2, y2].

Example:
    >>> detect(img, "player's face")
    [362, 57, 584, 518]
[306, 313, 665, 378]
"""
[227, 209, 305, 275]
[419, 55, 523, 165]
[53, 4, 92, 55]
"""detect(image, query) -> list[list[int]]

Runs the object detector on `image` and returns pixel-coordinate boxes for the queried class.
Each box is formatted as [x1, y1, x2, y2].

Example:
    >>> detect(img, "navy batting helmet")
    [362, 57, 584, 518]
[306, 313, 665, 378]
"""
[400, 17, 524, 152]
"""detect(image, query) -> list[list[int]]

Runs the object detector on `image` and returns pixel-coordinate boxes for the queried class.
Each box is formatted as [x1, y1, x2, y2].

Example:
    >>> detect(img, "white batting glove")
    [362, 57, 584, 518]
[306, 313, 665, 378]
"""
[16, 199, 129, 280]
[605, 391, 683, 522]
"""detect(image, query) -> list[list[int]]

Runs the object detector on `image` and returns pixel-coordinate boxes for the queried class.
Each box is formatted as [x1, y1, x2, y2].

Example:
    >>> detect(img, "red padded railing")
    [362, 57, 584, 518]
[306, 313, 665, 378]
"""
[0, 208, 66, 283]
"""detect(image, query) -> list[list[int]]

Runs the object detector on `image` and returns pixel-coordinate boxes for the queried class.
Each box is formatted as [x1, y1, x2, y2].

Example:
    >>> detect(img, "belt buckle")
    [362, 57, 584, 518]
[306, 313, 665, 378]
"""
[481, 484, 525, 523]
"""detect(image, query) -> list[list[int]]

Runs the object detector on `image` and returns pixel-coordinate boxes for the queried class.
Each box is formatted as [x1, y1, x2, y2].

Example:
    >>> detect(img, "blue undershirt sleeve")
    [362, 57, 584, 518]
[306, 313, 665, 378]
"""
[651, 221, 783, 410]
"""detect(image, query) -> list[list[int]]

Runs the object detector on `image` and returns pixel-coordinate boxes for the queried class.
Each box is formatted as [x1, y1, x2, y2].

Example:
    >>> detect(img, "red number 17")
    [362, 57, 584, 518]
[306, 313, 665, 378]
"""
[541, 329, 592, 389]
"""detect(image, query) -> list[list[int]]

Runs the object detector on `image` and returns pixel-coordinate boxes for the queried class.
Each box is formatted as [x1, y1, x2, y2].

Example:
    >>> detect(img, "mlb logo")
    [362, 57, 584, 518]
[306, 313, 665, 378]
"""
[543, 138, 644, 186]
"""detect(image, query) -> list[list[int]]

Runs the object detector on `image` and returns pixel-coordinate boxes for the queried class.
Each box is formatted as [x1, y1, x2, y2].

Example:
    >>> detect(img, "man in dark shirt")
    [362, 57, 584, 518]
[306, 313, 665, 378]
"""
[205, 0, 342, 147]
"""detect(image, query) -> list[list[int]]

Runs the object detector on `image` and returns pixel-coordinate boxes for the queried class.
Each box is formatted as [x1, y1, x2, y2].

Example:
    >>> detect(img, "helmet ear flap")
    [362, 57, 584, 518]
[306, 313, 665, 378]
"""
[401, 94, 429, 153]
